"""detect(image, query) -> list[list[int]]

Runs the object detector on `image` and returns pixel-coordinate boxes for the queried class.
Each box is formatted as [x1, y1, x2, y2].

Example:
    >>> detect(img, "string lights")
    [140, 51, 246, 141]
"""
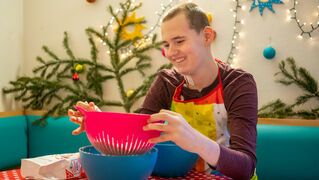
[98, 0, 246, 66]
[96, 0, 177, 59]
[227, 0, 245, 66]
[287, 0, 319, 40]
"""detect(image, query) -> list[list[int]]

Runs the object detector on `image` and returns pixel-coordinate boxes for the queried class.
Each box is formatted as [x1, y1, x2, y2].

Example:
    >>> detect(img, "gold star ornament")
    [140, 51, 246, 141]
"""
[114, 12, 147, 41]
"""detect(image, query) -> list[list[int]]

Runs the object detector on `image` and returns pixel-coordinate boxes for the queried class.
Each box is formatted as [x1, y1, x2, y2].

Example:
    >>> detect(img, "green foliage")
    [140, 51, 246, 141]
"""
[2, 0, 172, 126]
[258, 57, 319, 119]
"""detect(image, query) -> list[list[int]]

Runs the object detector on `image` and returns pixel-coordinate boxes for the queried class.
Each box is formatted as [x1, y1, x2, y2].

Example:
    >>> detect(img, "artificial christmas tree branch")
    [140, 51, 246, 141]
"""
[258, 57, 319, 119]
[2, 0, 171, 125]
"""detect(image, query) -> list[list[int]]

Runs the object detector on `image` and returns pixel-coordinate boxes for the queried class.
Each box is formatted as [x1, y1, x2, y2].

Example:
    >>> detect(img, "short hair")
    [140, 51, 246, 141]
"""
[162, 3, 210, 34]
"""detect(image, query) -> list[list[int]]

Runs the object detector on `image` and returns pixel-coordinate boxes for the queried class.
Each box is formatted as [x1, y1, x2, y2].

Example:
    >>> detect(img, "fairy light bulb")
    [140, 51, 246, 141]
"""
[233, 58, 238, 64]
[242, 6, 246, 10]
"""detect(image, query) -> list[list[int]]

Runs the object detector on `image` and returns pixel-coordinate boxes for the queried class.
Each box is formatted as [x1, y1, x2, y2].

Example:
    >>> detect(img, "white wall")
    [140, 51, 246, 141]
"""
[0, 0, 23, 111]
[1, 0, 319, 112]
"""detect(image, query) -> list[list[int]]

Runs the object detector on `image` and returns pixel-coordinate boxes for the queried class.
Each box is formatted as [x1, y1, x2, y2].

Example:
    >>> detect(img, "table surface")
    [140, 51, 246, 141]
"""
[0, 169, 231, 180]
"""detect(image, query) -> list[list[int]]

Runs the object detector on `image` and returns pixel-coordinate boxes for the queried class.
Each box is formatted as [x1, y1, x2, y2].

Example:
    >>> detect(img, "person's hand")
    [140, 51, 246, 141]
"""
[143, 109, 202, 153]
[68, 101, 100, 135]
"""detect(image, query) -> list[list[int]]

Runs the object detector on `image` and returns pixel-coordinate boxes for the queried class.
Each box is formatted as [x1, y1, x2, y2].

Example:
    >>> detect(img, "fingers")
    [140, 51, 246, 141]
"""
[76, 101, 91, 111]
[69, 101, 95, 135]
[68, 109, 83, 117]
[72, 126, 85, 135]
[69, 115, 83, 125]
[159, 109, 180, 116]
[149, 111, 174, 123]
[143, 122, 167, 132]
[148, 134, 171, 144]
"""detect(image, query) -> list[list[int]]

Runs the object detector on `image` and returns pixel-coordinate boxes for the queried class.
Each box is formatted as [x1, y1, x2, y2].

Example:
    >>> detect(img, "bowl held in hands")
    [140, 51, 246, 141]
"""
[74, 106, 161, 155]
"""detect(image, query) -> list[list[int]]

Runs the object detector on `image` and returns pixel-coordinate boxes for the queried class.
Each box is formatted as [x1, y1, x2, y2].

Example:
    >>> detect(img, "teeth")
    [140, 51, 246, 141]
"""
[176, 58, 184, 63]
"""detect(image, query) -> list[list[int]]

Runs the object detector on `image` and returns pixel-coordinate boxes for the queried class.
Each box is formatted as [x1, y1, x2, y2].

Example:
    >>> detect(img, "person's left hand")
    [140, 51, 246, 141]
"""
[143, 109, 202, 153]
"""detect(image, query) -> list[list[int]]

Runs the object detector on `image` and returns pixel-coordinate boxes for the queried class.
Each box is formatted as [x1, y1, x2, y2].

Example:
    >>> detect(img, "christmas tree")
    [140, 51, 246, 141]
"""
[2, 0, 172, 126]
[258, 57, 319, 119]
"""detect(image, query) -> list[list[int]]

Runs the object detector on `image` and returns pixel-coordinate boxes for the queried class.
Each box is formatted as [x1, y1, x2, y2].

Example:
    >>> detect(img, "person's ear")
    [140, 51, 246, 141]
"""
[203, 26, 216, 46]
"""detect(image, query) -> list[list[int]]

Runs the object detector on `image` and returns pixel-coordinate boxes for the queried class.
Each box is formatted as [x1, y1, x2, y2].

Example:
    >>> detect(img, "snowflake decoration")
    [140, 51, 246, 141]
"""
[250, 0, 284, 16]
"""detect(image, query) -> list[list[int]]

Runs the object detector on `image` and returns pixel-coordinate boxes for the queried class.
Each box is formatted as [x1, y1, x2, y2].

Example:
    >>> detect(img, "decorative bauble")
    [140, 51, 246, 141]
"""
[86, 0, 96, 3]
[206, 13, 212, 24]
[72, 73, 79, 81]
[263, 46, 276, 59]
[75, 64, 85, 73]
[162, 48, 165, 57]
[126, 89, 135, 98]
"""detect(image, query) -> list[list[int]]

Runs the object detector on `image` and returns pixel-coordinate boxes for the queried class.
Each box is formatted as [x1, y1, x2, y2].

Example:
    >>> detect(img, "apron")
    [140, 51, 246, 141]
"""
[170, 65, 258, 180]
[170, 67, 230, 172]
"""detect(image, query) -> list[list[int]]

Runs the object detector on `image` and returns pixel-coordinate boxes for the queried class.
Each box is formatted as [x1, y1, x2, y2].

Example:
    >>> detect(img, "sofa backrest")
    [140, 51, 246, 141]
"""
[0, 112, 90, 170]
[256, 124, 319, 180]
[26, 115, 90, 158]
[0, 115, 27, 170]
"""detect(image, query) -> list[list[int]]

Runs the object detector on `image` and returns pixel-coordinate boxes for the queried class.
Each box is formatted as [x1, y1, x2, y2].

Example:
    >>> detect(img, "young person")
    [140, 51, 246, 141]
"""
[69, 3, 257, 180]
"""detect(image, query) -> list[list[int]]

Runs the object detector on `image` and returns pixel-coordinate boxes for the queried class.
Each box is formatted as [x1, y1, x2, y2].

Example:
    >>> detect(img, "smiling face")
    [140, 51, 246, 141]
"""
[161, 13, 210, 76]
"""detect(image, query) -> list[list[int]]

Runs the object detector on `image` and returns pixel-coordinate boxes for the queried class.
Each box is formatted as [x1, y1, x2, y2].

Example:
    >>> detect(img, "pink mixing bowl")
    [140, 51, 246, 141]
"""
[74, 106, 161, 155]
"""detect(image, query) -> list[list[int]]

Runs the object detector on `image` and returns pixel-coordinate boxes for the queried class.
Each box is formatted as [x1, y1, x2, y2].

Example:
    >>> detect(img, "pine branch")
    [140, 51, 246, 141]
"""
[259, 57, 319, 119]
[63, 32, 76, 60]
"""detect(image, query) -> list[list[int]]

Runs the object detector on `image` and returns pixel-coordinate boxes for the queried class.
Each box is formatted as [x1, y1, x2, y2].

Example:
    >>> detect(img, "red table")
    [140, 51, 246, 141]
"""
[0, 169, 231, 180]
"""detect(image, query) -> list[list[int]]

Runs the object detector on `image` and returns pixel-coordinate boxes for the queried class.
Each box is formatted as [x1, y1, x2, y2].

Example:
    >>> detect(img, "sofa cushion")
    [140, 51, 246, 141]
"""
[256, 125, 319, 180]
[27, 115, 90, 158]
[0, 116, 27, 170]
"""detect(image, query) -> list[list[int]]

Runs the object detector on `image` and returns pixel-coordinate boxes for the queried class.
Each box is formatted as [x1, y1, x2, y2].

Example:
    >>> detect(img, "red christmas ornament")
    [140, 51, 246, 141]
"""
[86, 0, 96, 3]
[162, 48, 165, 57]
[72, 73, 79, 81]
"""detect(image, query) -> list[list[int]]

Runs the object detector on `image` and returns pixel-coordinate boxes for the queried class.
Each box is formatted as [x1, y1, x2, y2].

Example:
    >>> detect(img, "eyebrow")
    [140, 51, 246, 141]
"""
[162, 36, 186, 43]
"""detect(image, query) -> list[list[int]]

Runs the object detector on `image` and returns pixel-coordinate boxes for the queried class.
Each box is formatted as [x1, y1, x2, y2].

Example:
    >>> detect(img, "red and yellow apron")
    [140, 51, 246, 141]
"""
[170, 67, 230, 172]
[170, 64, 258, 180]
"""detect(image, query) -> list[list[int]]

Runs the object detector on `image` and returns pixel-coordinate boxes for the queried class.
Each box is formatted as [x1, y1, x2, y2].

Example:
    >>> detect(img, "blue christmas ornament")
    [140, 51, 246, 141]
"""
[263, 46, 276, 59]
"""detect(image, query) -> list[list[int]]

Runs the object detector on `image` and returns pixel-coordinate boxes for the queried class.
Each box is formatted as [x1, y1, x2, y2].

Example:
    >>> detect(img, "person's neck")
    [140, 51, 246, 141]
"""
[185, 58, 218, 92]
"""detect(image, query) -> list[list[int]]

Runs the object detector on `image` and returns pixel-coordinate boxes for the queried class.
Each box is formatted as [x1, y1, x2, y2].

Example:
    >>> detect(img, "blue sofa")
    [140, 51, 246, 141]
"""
[1, 113, 319, 179]
[256, 124, 319, 180]
[0, 113, 90, 170]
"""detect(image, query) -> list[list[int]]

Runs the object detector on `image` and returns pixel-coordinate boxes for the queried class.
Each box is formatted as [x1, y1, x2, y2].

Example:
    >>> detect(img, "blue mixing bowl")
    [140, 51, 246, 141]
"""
[79, 145, 158, 180]
[152, 141, 199, 178]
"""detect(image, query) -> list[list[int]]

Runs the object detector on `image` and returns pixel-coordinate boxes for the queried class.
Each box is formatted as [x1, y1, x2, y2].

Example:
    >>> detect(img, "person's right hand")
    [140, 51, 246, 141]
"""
[68, 101, 100, 135]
